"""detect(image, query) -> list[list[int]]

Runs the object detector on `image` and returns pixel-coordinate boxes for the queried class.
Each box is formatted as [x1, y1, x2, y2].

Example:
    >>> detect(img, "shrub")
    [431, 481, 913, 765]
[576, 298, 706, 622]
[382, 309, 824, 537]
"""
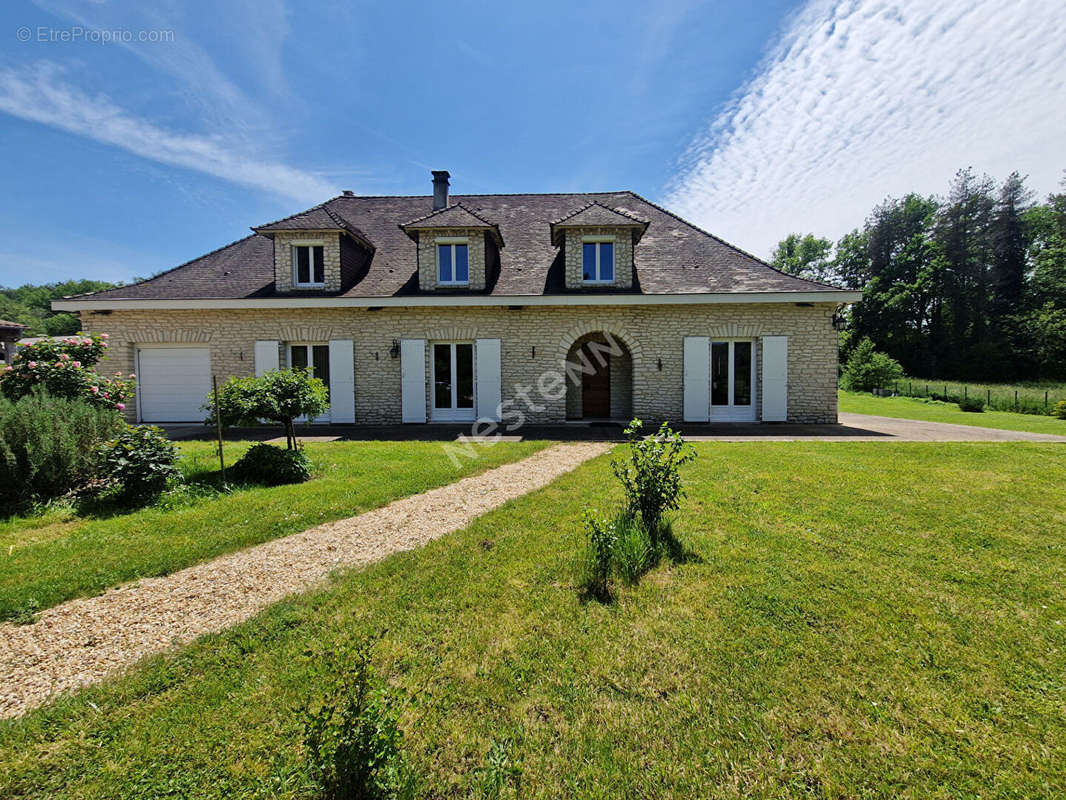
[300, 637, 415, 800]
[206, 368, 329, 450]
[1053, 400, 1066, 420]
[611, 419, 696, 543]
[0, 333, 134, 412]
[230, 442, 312, 486]
[103, 425, 181, 503]
[839, 338, 904, 393]
[957, 396, 986, 413]
[0, 390, 125, 510]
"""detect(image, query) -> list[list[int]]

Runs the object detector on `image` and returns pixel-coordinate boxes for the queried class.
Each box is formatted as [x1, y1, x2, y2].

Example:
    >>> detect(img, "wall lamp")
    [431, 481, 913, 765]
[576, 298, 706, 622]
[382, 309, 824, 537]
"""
[832, 309, 848, 331]
[389, 339, 401, 359]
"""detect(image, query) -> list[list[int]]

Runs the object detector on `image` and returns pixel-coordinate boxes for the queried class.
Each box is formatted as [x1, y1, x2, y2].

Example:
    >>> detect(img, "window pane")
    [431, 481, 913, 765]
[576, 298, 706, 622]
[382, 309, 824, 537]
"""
[312, 345, 331, 402]
[312, 246, 325, 284]
[290, 345, 308, 370]
[583, 243, 596, 281]
[454, 244, 468, 283]
[433, 344, 451, 408]
[456, 343, 474, 408]
[438, 244, 452, 283]
[599, 242, 614, 281]
[295, 246, 310, 284]
[711, 342, 729, 405]
[734, 342, 752, 406]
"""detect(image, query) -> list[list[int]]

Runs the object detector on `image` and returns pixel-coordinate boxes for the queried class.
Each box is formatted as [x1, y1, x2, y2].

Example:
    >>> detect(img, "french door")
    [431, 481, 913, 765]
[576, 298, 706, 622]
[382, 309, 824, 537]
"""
[432, 342, 475, 421]
[710, 340, 755, 421]
[289, 343, 330, 421]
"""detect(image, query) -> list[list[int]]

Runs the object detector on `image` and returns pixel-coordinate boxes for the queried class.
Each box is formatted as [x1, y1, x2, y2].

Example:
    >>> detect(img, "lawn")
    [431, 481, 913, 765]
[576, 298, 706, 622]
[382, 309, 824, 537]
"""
[0, 438, 548, 622]
[840, 389, 1066, 435]
[2, 442, 1065, 798]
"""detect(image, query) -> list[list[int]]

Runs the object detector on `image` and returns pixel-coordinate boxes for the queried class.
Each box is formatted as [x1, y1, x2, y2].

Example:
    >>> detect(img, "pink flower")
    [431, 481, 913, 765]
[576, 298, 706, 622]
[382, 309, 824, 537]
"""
[129, 373, 136, 379]
[100, 333, 109, 339]
[90, 386, 99, 394]
[116, 403, 126, 411]
[27, 361, 36, 369]
[72, 361, 81, 368]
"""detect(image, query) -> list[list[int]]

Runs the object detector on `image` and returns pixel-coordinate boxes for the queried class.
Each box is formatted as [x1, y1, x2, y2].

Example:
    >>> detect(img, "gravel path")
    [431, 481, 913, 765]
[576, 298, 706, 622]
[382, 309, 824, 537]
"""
[0, 442, 609, 719]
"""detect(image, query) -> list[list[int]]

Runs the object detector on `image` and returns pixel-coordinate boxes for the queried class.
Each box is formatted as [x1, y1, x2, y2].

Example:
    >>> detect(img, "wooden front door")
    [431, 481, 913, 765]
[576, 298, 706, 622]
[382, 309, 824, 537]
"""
[581, 343, 611, 418]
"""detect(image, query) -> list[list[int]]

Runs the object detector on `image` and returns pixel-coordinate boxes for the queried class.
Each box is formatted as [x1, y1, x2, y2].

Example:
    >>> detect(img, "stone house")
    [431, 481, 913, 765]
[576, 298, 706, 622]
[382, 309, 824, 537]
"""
[54, 172, 860, 427]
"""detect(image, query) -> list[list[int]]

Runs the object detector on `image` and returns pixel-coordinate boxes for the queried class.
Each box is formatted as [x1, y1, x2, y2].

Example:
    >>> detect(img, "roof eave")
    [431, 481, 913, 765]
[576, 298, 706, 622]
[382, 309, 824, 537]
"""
[55, 289, 862, 311]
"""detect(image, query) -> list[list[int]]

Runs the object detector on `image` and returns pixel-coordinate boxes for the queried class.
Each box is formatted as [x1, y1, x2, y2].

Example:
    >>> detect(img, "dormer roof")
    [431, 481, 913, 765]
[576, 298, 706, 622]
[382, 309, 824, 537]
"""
[399, 203, 504, 246]
[549, 201, 649, 245]
[253, 202, 375, 251]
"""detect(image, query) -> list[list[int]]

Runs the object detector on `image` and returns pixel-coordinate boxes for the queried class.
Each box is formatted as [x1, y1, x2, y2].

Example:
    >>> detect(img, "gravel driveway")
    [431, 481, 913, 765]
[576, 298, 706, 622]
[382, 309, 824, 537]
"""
[0, 442, 609, 719]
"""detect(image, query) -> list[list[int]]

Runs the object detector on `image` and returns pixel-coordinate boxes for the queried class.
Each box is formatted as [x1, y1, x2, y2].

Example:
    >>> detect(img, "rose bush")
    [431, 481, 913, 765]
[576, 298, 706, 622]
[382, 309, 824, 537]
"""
[0, 333, 134, 411]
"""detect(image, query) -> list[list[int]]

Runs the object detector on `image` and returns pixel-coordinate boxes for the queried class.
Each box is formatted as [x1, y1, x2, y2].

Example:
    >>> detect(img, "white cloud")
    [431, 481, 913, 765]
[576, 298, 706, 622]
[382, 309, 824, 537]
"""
[663, 0, 1066, 257]
[0, 63, 337, 203]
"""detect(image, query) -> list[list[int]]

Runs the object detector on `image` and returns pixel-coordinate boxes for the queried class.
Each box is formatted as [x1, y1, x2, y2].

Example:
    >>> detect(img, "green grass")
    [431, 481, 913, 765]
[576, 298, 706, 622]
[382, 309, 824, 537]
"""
[891, 378, 1066, 415]
[0, 438, 548, 622]
[841, 390, 1066, 435]
[3, 442, 1065, 798]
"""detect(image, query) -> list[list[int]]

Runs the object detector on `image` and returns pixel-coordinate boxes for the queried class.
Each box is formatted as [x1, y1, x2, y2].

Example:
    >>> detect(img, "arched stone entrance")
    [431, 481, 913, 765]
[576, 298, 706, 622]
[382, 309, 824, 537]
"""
[563, 331, 634, 420]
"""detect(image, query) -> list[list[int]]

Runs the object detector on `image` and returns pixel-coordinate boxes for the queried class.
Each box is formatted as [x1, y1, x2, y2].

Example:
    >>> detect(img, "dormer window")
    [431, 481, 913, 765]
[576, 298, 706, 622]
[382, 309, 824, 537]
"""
[582, 238, 615, 284]
[437, 239, 469, 286]
[292, 244, 325, 287]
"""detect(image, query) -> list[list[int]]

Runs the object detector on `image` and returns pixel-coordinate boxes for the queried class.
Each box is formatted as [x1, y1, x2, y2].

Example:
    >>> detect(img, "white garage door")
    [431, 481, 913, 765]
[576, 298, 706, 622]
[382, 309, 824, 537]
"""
[137, 347, 211, 422]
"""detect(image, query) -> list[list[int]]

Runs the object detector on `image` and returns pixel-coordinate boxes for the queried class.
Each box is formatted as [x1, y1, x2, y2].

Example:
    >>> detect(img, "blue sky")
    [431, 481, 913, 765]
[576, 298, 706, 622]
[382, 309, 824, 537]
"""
[0, 0, 1064, 286]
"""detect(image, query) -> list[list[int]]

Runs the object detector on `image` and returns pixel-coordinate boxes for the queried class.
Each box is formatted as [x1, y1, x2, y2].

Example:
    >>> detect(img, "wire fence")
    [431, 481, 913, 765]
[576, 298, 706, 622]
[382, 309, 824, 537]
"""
[884, 380, 1066, 416]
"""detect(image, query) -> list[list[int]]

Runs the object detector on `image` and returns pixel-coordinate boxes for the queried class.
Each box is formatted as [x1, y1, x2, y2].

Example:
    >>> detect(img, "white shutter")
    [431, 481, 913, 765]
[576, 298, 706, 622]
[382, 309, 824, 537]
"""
[683, 336, 710, 422]
[400, 339, 427, 423]
[761, 336, 788, 421]
[475, 338, 502, 421]
[328, 339, 355, 423]
[254, 340, 280, 376]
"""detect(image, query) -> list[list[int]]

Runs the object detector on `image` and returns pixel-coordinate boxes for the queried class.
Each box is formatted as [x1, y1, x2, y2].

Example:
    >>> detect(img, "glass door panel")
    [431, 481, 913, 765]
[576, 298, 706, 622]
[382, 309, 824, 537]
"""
[733, 342, 751, 406]
[711, 342, 729, 406]
[433, 344, 452, 409]
[456, 344, 474, 409]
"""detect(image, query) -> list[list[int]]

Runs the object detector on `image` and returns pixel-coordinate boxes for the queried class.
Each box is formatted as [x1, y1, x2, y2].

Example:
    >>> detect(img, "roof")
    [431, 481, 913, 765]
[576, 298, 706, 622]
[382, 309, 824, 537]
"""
[0, 320, 28, 329]
[63, 190, 851, 302]
[550, 201, 649, 245]
[400, 203, 503, 246]
[253, 203, 374, 249]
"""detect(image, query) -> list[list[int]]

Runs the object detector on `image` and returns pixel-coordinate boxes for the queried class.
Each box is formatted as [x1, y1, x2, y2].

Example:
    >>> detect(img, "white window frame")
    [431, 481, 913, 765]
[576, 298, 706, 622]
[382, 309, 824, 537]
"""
[291, 241, 326, 288]
[709, 338, 757, 422]
[581, 236, 616, 285]
[286, 342, 331, 422]
[436, 237, 470, 286]
[430, 340, 477, 421]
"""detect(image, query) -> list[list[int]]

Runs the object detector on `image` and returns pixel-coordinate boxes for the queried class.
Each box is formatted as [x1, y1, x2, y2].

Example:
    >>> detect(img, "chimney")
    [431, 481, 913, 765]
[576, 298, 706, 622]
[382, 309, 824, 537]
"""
[432, 170, 450, 210]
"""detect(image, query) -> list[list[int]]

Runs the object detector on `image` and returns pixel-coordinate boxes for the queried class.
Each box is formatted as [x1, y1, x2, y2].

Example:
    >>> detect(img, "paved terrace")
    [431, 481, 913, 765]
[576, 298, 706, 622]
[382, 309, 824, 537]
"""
[159, 412, 1066, 443]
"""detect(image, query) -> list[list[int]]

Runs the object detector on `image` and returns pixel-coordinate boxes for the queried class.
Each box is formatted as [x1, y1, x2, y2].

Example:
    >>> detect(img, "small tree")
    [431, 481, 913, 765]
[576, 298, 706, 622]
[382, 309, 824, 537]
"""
[839, 337, 904, 393]
[206, 368, 329, 449]
[0, 333, 134, 412]
[611, 419, 695, 543]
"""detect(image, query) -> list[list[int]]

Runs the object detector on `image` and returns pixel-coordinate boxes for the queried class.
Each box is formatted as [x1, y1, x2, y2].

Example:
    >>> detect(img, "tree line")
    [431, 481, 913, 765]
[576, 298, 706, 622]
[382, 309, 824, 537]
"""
[772, 169, 1066, 381]
[0, 280, 119, 336]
